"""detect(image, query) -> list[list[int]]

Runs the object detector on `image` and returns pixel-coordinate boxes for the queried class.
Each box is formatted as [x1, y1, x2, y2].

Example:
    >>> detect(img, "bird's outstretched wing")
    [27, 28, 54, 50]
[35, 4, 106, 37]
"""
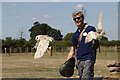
[85, 11, 106, 43]
[34, 35, 53, 59]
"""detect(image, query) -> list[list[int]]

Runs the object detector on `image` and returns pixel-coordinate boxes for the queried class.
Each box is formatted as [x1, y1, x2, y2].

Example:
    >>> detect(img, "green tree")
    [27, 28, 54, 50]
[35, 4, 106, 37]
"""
[29, 22, 63, 40]
[63, 33, 73, 41]
[101, 36, 108, 41]
[3, 37, 13, 48]
[16, 38, 26, 47]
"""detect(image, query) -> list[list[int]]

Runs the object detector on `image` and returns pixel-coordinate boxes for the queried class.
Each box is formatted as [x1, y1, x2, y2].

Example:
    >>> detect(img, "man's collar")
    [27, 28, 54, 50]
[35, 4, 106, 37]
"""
[77, 23, 87, 32]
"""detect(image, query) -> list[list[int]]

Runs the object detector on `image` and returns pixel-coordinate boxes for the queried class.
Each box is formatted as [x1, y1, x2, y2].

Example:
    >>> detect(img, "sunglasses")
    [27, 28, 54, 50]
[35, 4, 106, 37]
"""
[73, 17, 81, 21]
[73, 15, 84, 21]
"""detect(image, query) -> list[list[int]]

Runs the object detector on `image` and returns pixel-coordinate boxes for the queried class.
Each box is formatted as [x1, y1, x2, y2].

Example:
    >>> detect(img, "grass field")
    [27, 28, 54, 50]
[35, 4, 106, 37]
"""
[1, 51, 119, 78]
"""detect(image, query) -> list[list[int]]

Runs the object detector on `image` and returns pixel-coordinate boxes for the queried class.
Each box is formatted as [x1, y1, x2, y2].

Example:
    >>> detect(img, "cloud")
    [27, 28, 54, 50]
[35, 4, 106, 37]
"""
[32, 17, 36, 20]
[43, 14, 53, 18]
[66, 21, 73, 25]
[16, 16, 21, 19]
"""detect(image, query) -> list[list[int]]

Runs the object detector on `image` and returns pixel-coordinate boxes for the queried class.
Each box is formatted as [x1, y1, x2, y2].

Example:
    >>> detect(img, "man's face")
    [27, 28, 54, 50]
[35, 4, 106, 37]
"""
[73, 13, 84, 28]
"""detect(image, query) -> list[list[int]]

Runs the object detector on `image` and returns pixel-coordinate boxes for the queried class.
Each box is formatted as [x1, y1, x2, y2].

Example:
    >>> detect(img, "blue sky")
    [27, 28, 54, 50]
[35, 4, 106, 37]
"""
[2, 2, 118, 41]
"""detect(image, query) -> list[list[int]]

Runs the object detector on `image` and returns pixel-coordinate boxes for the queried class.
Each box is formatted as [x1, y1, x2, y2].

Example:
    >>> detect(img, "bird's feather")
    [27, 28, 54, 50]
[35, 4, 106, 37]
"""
[34, 35, 53, 59]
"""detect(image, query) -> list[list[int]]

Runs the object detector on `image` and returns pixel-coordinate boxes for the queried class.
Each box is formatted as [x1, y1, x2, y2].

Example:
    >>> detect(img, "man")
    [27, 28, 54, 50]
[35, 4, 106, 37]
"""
[67, 11, 99, 80]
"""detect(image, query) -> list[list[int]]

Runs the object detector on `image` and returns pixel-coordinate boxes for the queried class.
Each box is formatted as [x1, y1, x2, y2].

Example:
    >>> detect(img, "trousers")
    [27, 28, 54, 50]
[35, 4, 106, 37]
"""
[77, 60, 95, 80]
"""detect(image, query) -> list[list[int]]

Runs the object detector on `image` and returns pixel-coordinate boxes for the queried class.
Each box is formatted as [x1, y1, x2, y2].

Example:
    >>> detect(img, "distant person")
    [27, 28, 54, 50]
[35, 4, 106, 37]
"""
[4, 47, 7, 54]
[67, 11, 99, 80]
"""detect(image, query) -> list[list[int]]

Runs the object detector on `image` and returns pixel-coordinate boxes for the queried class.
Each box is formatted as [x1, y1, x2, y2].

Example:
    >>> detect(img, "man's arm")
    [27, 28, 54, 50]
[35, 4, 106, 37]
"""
[67, 46, 76, 60]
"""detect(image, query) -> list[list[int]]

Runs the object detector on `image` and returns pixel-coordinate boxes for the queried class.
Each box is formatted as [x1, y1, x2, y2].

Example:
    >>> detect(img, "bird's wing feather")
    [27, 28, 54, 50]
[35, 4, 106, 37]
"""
[34, 35, 53, 59]
[97, 12, 102, 30]
[34, 40, 50, 59]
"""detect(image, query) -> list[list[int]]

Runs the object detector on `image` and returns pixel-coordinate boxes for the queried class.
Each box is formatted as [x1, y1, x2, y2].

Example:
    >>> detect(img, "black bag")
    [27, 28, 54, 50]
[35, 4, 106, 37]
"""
[59, 57, 75, 77]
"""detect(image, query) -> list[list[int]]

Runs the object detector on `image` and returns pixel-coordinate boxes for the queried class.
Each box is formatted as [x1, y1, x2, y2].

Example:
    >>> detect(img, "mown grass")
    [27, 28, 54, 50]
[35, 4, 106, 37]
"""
[1, 50, 119, 78]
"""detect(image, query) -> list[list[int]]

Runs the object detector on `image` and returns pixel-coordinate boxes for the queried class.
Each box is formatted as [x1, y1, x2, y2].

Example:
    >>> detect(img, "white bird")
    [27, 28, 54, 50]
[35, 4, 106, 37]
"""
[33, 35, 53, 59]
[85, 11, 106, 43]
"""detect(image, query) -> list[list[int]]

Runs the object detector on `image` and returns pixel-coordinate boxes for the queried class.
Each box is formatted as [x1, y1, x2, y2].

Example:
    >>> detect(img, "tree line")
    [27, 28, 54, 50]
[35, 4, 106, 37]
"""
[1, 22, 120, 53]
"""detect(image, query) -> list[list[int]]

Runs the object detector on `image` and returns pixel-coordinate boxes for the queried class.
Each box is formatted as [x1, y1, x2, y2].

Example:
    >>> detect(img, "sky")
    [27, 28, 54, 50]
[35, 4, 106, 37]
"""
[1, 1, 119, 41]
